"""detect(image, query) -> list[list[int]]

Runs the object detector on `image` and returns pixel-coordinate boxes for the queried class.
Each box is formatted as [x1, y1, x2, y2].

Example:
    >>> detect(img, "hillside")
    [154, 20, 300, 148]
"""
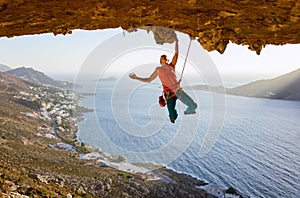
[0, 64, 11, 72]
[6, 66, 75, 89]
[227, 69, 300, 101]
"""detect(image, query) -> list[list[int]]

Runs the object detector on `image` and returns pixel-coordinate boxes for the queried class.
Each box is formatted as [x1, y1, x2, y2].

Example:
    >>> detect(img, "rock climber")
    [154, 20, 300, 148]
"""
[129, 39, 197, 123]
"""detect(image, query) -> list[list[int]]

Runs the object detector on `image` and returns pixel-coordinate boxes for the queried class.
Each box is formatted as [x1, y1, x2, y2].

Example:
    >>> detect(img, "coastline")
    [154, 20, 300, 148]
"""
[74, 94, 243, 198]
[0, 70, 243, 197]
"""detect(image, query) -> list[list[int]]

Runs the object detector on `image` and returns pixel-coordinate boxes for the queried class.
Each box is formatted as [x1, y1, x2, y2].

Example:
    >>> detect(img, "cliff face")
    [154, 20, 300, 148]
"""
[0, 0, 299, 54]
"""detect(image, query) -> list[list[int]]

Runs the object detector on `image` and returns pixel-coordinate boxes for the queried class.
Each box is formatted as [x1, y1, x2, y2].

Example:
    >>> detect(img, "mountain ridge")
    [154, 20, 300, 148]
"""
[6, 66, 75, 89]
[0, 64, 11, 72]
[184, 68, 300, 101]
[227, 68, 300, 101]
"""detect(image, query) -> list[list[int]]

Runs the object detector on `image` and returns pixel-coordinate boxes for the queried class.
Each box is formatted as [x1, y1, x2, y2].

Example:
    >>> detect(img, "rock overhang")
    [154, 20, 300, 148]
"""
[0, 0, 299, 55]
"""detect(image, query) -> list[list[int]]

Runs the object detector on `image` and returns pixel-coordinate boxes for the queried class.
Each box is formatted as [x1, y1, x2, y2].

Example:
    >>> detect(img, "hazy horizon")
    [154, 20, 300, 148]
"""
[45, 69, 298, 88]
[2, 58, 299, 88]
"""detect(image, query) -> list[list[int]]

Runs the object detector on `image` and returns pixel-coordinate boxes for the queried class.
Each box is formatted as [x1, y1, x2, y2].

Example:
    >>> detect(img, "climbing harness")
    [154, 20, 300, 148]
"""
[159, 88, 176, 107]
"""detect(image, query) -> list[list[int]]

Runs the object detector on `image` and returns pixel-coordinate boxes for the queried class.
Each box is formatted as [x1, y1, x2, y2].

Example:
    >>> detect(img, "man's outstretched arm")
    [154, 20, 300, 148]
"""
[170, 40, 179, 67]
[129, 68, 158, 83]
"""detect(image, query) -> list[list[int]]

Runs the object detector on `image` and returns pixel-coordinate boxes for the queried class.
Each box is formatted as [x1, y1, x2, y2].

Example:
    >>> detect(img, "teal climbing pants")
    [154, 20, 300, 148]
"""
[165, 90, 197, 121]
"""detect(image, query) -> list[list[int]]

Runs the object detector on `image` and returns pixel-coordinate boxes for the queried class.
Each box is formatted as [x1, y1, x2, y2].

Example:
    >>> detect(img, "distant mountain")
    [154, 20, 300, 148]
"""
[227, 68, 300, 101]
[101, 76, 118, 81]
[183, 84, 225, 93]
[0, 64, 11, 72]
[184, 68, 300, 101]
[6, 66, 75, 89]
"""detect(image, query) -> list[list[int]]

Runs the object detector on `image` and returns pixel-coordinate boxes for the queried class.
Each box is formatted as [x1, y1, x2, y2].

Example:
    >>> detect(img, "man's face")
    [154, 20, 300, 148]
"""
[160, 56, 168, 65]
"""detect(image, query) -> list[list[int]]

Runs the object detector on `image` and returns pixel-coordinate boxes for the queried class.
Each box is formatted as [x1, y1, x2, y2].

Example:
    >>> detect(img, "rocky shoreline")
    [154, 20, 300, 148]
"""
[0, 71, 242, 197]
[75, 94, 243, 198]
[64, 94, 215, 195]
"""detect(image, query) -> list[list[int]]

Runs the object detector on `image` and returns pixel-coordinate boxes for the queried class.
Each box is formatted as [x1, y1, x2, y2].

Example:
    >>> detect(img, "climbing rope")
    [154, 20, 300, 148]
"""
[176, 38, 192, 101]
[179, 38, 192, 82]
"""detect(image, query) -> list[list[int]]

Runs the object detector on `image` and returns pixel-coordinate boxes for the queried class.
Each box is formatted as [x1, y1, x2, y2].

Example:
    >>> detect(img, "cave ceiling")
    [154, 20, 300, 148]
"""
[0, 0, 299, 54]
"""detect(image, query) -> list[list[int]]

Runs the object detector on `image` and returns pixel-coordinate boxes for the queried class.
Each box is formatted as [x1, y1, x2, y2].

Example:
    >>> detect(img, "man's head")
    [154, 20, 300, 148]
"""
[160, 55, 168, 65]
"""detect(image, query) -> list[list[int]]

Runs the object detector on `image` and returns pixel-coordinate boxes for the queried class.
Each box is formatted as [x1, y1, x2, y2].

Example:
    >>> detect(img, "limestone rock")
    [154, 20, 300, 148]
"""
[16, 185, 31, 195]
[76, 186, 87, 195]
[3, 180, 18, 192]
[0, 0, 299, 54]
[28, 173, 48, 184]
[65, 194, 72, 198]
[8, 192, 29, 198]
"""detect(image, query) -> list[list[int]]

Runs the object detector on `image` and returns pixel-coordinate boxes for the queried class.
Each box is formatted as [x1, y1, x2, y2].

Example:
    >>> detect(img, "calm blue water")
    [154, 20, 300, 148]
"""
[78, 82, 300, 197]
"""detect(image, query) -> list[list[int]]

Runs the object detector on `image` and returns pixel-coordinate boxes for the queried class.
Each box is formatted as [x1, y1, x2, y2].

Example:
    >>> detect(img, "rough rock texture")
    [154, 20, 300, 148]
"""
[0, 0, 299, 54]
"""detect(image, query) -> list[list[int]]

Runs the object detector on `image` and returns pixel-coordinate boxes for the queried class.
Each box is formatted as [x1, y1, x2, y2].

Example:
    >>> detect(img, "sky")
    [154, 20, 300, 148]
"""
[0, 28, 299, 86]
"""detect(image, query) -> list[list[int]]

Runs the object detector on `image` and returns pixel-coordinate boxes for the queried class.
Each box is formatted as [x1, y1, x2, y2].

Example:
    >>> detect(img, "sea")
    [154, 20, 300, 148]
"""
[77, 81, 300, 198]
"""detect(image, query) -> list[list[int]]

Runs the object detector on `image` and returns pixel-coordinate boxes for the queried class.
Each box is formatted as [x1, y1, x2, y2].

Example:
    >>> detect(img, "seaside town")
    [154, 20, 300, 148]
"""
[17, 86, 80, 148]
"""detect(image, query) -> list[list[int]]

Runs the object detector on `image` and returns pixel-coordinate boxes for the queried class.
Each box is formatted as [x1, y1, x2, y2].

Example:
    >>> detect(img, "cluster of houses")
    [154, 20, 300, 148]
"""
[16, 85, 79, 134]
